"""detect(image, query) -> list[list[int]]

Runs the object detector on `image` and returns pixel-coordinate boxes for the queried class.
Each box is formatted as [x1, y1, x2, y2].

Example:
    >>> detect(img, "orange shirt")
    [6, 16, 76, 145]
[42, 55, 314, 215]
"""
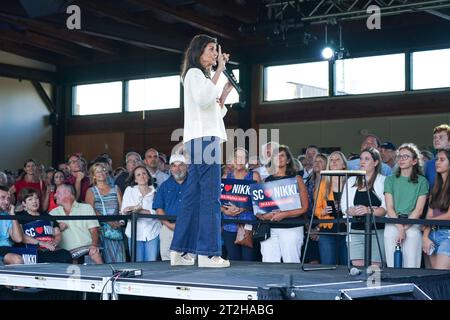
[314, 180, 334, 229]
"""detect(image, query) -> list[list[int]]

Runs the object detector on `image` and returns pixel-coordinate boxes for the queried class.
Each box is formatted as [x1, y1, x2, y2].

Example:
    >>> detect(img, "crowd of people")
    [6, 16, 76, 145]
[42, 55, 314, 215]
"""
[0, 124, 449, 270]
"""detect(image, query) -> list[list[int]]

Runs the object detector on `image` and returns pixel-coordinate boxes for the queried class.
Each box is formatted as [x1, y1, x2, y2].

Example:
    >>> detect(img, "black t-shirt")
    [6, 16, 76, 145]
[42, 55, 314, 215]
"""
[264, 175, 305, 229]
[115, 171, 130, 194]
[15, 211, 60, 248]
[351, 190, 384, 230]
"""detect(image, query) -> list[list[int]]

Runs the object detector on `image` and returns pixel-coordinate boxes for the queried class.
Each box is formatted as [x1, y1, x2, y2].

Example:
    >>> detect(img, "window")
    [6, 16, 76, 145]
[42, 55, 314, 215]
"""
[334, 54, 405, 95]
[412, 48, 450, 90]
[211, 69, 240, 104]
[264, 61, 329, 101]
[73, 81, 122, 115]
[128, 75, 181, 111]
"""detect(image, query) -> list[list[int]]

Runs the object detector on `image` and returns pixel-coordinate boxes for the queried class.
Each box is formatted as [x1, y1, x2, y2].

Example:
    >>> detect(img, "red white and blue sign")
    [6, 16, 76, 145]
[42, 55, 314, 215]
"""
[220, 178, 255, 209]
[9, 247, 37, 265]
[250, 177, 302, 214]
[23, 220, 54, 247]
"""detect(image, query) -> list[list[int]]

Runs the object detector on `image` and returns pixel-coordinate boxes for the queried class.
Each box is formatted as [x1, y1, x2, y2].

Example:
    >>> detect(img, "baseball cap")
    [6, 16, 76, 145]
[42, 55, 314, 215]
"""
[380, 141, 396, 151]
[169, 154, 186, 164]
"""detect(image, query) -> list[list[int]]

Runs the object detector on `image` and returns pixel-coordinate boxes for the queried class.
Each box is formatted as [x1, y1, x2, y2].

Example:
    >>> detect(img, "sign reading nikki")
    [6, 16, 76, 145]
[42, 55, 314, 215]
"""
[23, 220, 54, 248]
[250, 177, 301, 214]
[9, 247, 37, 265]
[220, 178, 255, 209]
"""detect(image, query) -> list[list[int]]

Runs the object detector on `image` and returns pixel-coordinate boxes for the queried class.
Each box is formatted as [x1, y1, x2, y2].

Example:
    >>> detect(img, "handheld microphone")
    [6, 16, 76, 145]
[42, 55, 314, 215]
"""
[223, 65, 242, 94]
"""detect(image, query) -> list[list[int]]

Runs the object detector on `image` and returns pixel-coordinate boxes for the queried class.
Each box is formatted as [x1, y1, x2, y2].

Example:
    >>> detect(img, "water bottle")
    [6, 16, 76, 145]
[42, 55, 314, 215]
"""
[394, 244, 403, 268]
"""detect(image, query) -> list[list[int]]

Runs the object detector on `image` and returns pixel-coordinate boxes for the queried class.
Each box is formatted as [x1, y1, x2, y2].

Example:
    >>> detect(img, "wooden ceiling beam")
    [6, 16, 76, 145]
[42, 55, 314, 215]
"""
[61, 15, 186, 54]
[73, 0, 148, 28]
[0, 62, 56, 83]
[0, 39, 59, 65]
[0, 12, 118, 55]
[126, 0, 239, 40]
[196, 0, 257, 24]
[0, 29, 87, 60]
[74, 0, 195, 42]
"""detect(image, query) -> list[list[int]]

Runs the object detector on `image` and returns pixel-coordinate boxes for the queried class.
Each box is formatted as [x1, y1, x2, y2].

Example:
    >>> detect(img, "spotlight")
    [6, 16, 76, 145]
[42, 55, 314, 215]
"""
[321, 47, 334, 60]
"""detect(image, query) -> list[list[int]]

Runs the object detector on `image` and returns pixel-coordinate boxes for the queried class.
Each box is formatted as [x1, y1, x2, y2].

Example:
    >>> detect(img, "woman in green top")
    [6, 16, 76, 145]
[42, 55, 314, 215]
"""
[384, 143, 429, 268]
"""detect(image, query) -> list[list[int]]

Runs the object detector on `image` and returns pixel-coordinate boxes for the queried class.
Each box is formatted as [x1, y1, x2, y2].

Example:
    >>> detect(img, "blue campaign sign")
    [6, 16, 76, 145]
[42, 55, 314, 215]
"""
[23, 220, 54, 244]
[250, 177, 302, 214]
[220, 178, 256, 209]
[9, 246, 37, 265]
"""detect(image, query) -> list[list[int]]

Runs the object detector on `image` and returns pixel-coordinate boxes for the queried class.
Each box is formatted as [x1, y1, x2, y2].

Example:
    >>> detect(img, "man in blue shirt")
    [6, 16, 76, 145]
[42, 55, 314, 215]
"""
[153, 154, 188, 261]
[0, 186, 24, 264]
[424, 124, 450, 190]
[347, 134, 393, 176]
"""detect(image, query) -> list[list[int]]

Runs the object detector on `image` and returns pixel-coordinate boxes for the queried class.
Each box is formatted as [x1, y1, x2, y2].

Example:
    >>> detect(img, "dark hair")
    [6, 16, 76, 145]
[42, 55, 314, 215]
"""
[354, 147, 381, 190]
[66, 153, 81, 163]
[52, 170, 66, 184]
[306, 145, 319, 152]
[181, 34, 217, 80]
[45, 167, 55, 174]
[0, 185, 9, 193]
[23, 159, 37, 168]
[92, 156, 109, 165]
[272, 145, 297, 176]
[394, 143, 423, 183]
[429, 148, 450, 212]
[19, 187, 39, 204]
[126, 165, 154, 188]
[363, 134, 381, 148]
[18, 159, 38, 180]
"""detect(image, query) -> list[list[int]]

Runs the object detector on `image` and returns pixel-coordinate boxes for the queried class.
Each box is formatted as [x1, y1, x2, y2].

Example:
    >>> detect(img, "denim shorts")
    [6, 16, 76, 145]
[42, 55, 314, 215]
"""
[429, 229, 450, 257]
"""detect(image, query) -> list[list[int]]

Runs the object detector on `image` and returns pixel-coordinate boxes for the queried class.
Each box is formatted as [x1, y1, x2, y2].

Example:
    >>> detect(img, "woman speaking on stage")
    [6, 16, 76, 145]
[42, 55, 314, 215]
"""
[170, 34, 233, 268]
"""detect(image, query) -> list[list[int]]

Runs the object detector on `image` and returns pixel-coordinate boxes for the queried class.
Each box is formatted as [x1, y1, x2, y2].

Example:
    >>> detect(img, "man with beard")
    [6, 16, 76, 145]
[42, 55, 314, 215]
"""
[153, 154, 188, 261]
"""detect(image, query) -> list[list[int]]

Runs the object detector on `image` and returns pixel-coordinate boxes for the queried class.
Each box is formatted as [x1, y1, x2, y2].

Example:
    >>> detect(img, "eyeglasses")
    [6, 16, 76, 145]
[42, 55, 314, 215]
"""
[94, 169, 107, 174]
[396, 154, 412, 161]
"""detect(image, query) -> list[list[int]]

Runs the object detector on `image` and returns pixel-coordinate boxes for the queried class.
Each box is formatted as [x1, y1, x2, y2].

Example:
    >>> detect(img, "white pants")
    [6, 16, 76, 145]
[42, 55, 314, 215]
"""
[384, 224, 422, 268]
[159, 224, 174, 261]
[260, 227, 304, 263]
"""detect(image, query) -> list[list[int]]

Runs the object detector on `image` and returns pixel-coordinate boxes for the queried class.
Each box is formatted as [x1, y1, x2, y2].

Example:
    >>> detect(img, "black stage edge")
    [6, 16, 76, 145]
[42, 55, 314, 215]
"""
[0, 261, 448, 300]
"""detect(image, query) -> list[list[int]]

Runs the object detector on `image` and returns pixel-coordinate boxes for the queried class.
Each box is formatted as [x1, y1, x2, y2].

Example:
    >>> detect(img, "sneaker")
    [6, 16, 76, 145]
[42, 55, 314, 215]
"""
[198, 255, 230, 268]
[170, 251, 195, 266]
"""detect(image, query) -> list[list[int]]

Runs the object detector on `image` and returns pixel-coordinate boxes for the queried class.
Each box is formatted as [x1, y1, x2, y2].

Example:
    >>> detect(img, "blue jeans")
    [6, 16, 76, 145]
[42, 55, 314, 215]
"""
[222, 230, 256, 261]
[129, 237, 159, 262]
[318, 234, 348, 265]
[170, 136, 222, 256]
[429, 229, 450, 257]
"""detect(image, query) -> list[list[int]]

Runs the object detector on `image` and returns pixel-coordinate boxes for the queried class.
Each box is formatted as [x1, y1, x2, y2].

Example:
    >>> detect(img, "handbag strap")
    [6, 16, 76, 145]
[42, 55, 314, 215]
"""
[93, 186, 107, 216]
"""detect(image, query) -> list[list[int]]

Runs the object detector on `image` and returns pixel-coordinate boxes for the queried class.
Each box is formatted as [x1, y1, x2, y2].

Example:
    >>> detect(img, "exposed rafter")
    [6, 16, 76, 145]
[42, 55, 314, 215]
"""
[0, 62, 56, 83]
[61, 15, 186, 53]
[126, 0, 239, 39]
[196, 0, 257, 24]
[0, 12, 119, 55]
[73, 0, 194, 47]
[0, 29, 87, 60]
[0, 39, 59, 64]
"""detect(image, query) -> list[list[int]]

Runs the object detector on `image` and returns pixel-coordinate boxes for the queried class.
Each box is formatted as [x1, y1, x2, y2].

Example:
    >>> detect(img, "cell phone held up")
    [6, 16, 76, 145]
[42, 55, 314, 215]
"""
[326, 200, 338, 216]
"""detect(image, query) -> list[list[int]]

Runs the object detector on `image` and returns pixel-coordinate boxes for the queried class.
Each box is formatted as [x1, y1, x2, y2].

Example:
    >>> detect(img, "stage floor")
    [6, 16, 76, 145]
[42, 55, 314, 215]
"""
[0, 261, 448, 300]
